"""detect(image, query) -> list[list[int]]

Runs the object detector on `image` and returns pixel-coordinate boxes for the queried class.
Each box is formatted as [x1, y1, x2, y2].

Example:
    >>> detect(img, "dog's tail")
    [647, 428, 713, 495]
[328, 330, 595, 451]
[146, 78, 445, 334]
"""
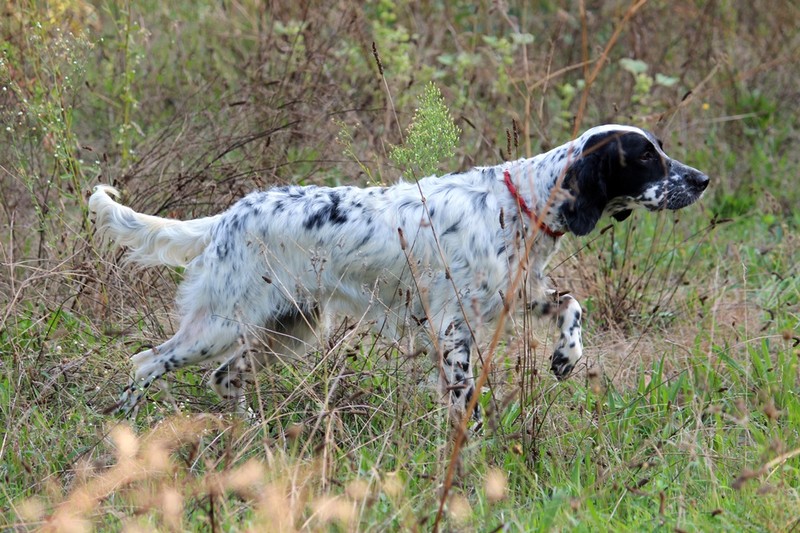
[89, 185, 222, 267]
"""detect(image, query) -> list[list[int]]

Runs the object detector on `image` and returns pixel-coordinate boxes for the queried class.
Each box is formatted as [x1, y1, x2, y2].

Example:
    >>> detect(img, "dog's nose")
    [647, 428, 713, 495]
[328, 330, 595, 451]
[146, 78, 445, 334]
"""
[689, 172, 710, 190]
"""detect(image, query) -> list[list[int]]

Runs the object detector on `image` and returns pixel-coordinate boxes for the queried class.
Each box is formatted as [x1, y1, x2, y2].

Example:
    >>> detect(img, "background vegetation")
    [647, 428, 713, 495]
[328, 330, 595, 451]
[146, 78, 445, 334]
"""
[1, 0, 798, 530]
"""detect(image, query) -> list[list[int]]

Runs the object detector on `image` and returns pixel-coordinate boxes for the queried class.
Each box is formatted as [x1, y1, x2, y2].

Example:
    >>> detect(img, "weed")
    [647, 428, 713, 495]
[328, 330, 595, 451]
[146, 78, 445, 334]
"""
[1, 1, 799, 531]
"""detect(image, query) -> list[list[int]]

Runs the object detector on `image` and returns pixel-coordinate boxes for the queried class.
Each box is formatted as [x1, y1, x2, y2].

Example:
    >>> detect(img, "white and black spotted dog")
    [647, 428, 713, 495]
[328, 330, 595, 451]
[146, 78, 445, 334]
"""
[89, 125, 708, 422]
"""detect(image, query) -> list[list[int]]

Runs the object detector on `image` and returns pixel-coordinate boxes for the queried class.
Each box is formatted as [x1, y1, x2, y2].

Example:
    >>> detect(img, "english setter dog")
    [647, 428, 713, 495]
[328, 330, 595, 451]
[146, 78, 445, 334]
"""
[90, 125, 708, 421]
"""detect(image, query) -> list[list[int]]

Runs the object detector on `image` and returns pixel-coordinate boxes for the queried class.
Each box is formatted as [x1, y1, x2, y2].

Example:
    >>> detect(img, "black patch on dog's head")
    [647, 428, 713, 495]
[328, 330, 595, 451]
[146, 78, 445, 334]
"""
[560, 130, 668, 235]
[560, 134, 612, 236]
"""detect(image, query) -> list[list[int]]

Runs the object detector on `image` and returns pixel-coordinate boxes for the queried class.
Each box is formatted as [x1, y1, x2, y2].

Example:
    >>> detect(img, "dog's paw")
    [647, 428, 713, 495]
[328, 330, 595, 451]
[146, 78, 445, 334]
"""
[551, 338, 582, 380]
[115, 384, 143, 416]
[448, 385, 482, 432]
[550, 348, 575, 380]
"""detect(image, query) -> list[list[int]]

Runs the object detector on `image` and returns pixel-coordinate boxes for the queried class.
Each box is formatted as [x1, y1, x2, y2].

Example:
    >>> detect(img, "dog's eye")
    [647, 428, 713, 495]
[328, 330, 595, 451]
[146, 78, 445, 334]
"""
[640, 150, 656, 162]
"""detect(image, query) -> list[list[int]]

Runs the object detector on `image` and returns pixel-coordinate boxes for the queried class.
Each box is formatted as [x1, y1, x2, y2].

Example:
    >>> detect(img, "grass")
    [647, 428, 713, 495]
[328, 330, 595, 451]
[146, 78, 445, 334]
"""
[1, 0, 799, 531]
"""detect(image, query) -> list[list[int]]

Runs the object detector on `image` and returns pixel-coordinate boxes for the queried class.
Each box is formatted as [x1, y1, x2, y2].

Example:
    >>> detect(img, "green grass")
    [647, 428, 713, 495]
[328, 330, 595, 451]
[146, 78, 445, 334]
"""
[1, 0, 799, 531]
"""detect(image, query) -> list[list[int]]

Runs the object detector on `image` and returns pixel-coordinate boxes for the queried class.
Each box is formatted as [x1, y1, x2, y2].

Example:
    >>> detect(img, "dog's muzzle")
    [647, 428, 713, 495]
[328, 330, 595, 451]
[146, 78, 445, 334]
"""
[666, 160, 709, 209]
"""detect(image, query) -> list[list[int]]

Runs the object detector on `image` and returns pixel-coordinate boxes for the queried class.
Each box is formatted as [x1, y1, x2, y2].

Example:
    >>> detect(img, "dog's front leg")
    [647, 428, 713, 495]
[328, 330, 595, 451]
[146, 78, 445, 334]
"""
[529, 293, 583, 379]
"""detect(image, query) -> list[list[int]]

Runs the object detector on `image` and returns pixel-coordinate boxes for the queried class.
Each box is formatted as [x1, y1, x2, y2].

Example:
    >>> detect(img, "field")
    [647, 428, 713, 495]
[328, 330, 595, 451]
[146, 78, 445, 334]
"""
[1, 1, 798, 530]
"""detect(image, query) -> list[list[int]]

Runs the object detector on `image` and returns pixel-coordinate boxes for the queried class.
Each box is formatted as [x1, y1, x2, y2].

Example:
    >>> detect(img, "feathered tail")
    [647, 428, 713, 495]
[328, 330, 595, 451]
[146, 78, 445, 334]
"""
[88, 185, 221, 267]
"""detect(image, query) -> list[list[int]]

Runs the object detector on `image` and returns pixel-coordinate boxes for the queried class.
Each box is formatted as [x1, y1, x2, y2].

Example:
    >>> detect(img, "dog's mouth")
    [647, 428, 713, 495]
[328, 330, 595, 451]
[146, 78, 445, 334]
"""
[664, 185, 708, 210]
[628, 163, 709, 212]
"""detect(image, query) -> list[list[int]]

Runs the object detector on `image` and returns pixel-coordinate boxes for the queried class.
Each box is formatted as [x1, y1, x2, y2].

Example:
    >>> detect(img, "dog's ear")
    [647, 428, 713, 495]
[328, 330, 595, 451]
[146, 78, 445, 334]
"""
[612, 209, 632, 222]
[561, 155, 608, 236]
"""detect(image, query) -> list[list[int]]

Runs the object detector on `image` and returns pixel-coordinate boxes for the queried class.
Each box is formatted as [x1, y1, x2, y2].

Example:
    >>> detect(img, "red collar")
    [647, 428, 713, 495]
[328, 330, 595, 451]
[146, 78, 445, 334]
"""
[503, 169, 565, 239]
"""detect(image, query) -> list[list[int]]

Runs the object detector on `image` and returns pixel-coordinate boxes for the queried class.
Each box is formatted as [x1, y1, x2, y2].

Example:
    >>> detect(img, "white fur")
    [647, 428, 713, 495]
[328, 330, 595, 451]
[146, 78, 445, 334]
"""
[89, 185, 222, 267]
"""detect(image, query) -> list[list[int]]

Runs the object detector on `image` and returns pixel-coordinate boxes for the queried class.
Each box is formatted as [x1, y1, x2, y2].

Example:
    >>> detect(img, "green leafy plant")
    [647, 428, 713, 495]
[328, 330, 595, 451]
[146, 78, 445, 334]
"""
[389, 82, 461, 177]
[619, 57, 678, 116]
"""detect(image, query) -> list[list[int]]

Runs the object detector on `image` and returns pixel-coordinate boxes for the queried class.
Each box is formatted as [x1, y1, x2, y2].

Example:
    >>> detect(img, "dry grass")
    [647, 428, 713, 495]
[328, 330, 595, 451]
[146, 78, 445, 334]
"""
[1, 0, 799, 530]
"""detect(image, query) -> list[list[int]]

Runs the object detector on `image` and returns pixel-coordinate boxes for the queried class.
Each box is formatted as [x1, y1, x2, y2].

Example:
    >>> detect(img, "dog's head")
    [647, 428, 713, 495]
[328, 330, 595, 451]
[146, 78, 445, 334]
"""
[559, 125, 709, 236]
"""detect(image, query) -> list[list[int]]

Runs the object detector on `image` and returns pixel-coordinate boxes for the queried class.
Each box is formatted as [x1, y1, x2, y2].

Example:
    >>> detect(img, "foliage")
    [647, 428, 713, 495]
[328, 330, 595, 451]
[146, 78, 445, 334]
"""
[1, 0, 799, 531]
[389, 82, 461, 177]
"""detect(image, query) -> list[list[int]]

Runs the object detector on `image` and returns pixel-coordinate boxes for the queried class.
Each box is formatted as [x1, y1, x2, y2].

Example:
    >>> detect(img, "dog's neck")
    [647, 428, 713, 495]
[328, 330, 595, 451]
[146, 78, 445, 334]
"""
[502, 169, 564, 239]
[500, 145, 577, 237]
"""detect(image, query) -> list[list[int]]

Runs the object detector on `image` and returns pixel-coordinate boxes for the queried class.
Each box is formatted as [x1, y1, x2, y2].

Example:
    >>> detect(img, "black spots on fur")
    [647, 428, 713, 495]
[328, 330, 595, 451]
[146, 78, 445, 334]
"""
[442, 221, 460, 236]
[273, 201, 285, 214]
[262, 274, 272, 283]
[455, 372, 465, 383]
[499, 208, 505, 229]
[428, 207, 435, 218]
[327, 192, 348, 224]
[496, 243, 506, 256]
[465, 386, 474, 405]
[229, 214, 242, 231]
[572, 310, 582, 328]
[353, 228, 374, 251]
[472, 191, 489, 211]
[303, 191, 349, 230]
[216, 240, 230, 260]
[200, 348, 209, 357]
[453, 337, 470, 355]
[453, 388, 462, 398]
[457, 360, 469, 372]
[398, 199, 419, 213]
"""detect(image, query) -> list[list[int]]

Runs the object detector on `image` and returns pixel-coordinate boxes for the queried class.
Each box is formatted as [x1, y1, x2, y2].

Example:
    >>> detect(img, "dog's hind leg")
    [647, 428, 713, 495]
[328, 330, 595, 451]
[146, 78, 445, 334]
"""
[117, 312, 243, 414]
[436, 316, 480, 428]
[208, 304, 326, 414]
[209, 341, 255, 414]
